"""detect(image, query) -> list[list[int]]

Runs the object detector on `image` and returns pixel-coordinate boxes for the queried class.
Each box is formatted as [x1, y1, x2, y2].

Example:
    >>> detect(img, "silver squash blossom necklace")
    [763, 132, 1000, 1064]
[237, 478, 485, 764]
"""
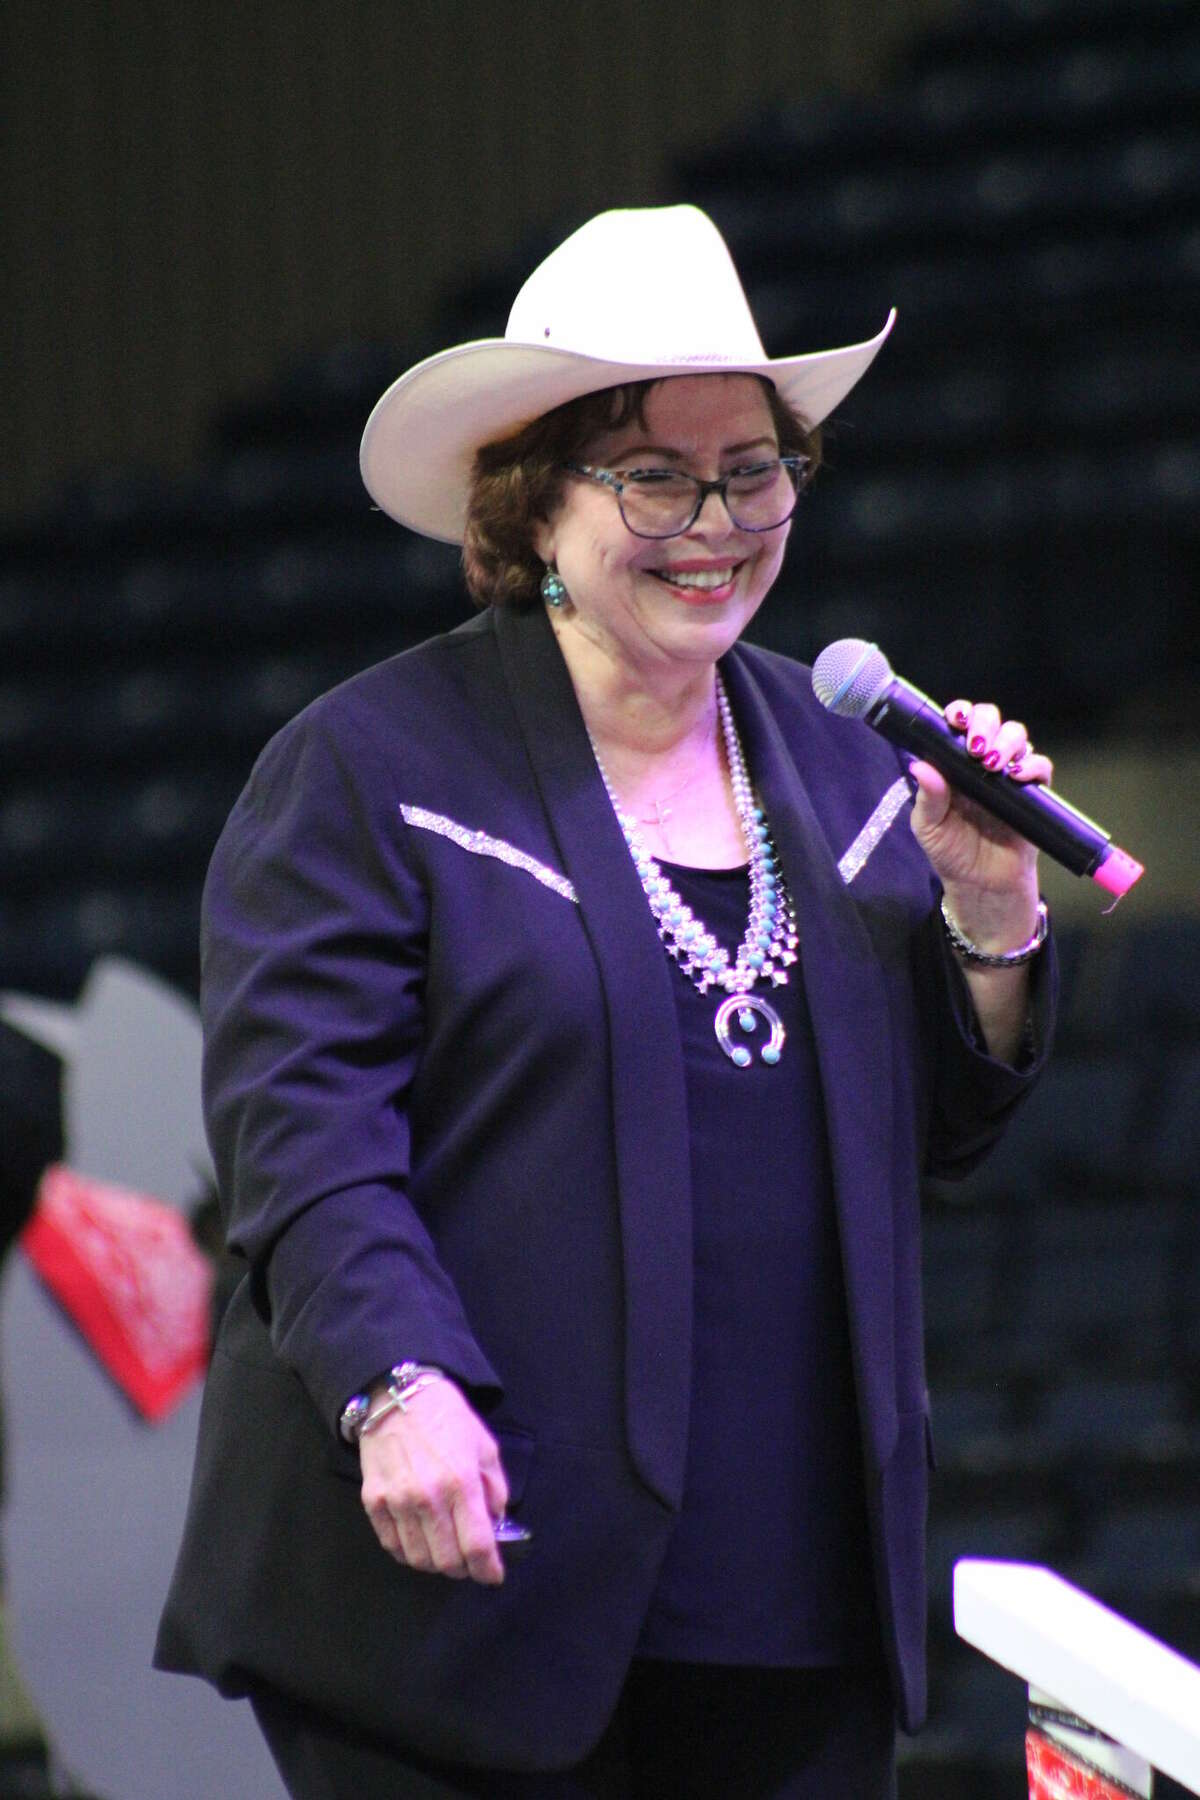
[592, 675, 799, 1068]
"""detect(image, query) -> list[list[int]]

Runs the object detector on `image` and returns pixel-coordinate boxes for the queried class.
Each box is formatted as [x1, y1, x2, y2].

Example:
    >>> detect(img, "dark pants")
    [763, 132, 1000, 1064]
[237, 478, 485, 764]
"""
[252, 1661, 897, 1800]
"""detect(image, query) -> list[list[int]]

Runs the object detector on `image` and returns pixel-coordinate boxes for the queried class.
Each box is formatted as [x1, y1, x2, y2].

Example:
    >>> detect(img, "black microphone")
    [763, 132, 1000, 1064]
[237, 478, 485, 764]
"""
[811, 639, 1144, 897]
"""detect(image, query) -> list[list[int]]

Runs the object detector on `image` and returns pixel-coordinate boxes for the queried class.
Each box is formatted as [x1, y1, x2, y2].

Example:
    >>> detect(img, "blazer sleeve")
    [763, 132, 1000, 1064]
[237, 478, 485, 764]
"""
[201, 695, 501, 1435]
[916, 896, 1057, 1180]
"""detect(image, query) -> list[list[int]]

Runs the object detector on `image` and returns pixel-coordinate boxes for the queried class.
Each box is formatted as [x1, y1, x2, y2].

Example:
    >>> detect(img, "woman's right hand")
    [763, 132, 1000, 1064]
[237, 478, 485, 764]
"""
[359, 1376, 509, 1585]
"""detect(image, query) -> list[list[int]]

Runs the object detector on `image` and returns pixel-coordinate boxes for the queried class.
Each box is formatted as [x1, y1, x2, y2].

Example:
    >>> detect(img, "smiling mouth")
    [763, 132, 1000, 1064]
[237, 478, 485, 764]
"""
[648, 563, 742, 593]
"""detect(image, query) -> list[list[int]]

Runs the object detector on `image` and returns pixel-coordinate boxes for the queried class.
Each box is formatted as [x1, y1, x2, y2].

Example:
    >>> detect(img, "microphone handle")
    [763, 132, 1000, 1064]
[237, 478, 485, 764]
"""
[869, 681, 1110, 878]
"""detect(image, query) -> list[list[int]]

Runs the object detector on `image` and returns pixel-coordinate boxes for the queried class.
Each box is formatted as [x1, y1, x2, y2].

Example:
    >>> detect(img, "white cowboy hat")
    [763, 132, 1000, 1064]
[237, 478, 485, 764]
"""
[360, 203, 895, 544]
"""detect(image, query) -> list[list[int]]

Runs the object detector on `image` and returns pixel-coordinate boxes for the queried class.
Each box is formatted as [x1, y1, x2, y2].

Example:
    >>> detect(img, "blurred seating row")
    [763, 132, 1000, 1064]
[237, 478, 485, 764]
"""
[0, 531, 460, 666]
[712, 125, 1199, 273]
[0, 882, 201, 997]
[682, 0, 1199, 183]
[924, 1172, 1200, 1377]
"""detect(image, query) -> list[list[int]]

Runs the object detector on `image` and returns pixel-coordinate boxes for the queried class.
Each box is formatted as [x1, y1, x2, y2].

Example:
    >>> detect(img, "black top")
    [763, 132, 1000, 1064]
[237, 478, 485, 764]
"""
[637, 860, 879, 1666]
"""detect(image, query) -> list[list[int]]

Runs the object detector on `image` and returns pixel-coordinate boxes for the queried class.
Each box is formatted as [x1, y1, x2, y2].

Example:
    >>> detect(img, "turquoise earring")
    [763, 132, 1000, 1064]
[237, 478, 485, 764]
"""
[540, 567, 568, 608]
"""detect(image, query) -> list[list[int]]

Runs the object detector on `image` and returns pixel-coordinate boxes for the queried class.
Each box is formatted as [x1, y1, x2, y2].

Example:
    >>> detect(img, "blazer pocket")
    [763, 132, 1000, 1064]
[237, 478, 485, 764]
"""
[494, 1425, 535, 1509]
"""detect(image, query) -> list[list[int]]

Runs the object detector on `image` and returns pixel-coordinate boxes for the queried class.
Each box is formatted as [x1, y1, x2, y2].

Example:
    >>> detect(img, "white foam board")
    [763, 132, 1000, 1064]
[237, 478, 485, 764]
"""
[954, 1560, 1200, 1793]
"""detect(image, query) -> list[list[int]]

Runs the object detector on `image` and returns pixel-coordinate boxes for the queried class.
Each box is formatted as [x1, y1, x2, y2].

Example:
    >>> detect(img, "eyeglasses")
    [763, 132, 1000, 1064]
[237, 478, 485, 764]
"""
[562, 456, 811, 539]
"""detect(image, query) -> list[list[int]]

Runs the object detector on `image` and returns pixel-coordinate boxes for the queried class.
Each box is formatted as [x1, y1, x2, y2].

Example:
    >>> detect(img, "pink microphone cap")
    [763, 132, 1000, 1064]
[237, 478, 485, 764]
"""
[1093, 845, 1144, 896]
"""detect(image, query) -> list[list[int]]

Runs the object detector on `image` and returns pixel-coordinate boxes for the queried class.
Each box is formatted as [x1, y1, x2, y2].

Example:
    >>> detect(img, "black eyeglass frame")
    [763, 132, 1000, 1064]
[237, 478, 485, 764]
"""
[561, 456, 812, 539]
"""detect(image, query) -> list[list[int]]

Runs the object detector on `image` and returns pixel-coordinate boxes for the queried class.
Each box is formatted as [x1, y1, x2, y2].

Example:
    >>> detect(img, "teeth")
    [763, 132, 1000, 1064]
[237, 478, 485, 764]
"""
[657, 567, 736, 589]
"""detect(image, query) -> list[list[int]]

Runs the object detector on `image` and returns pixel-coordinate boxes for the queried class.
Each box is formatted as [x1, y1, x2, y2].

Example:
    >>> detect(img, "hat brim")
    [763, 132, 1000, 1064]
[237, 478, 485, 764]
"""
[360, 311, 896, 544]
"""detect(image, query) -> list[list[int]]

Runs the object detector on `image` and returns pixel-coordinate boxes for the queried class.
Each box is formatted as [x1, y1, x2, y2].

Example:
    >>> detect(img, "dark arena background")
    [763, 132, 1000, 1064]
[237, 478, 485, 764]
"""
[1, 2, 1197, 1795]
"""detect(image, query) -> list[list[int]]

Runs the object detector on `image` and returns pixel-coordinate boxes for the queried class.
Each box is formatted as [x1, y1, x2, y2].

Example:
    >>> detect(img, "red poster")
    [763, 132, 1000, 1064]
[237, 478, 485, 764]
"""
[22, 1164, 212, 1421]
[1027, 1728, 1147, 1800]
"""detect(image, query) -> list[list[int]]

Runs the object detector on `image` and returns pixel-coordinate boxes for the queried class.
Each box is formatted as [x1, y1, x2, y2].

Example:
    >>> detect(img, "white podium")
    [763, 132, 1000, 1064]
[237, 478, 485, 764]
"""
[954, 1559, 1200, 1796]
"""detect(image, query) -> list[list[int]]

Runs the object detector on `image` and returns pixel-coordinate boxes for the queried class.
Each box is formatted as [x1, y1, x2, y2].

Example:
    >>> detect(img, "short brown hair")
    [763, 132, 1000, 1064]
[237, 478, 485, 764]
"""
[461, 377, 820, 611]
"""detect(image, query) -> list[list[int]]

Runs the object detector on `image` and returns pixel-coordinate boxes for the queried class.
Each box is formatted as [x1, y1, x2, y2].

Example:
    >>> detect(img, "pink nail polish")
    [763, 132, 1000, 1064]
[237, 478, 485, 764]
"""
[951, 708, 969, 728]
[969, 736, 986, 755]
[983, 749, 1002, 770]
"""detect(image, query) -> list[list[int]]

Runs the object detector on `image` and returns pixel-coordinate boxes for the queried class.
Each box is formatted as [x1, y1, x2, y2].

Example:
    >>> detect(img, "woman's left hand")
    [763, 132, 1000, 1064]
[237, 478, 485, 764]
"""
[909, 698, 1053, 946]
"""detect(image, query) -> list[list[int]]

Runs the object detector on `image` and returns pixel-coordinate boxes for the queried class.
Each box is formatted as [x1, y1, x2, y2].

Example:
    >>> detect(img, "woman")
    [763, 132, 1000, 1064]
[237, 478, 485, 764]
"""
[157, 205, 1054, 1798]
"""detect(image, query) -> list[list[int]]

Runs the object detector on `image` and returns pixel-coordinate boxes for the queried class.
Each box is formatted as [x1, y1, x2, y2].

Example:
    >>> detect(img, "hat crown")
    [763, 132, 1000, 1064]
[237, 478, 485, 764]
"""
[505, 205, 768, 369]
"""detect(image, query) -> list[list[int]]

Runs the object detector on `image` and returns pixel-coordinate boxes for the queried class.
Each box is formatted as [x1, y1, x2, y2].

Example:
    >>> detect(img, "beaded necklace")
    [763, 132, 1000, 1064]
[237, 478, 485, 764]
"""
[592, 675, 798, 1068]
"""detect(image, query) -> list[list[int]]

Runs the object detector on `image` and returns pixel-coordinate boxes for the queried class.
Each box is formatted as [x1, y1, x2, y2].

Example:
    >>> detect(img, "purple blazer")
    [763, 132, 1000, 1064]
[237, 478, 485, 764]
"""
[156, 602, 1051, 1769]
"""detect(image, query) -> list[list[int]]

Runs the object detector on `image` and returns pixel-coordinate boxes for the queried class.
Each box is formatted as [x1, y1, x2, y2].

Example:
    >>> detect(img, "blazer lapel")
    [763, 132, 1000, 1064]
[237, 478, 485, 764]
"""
[494, 607, 693, 1511]
[721, 649, 900, 1469]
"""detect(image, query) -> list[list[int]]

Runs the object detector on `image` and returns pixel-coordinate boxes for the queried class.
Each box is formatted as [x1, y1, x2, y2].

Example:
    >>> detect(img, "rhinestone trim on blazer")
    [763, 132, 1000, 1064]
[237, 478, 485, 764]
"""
[399, 805, 579, 904]
[837, 777, 912, 885]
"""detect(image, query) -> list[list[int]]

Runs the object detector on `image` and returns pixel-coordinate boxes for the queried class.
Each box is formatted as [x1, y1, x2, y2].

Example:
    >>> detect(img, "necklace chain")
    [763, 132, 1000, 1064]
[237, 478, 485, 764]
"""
[590, 676, 798, 1066]
[627, 758, 701, 827]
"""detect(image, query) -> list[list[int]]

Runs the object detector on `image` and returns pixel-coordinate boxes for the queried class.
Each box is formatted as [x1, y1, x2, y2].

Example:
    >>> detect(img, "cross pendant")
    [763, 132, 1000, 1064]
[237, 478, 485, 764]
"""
[649, 798, 673, 853]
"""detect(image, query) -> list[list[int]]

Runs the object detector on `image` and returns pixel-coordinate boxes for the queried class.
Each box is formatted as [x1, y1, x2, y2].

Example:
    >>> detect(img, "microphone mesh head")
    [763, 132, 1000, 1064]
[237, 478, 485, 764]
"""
[811, 639, 893, 718]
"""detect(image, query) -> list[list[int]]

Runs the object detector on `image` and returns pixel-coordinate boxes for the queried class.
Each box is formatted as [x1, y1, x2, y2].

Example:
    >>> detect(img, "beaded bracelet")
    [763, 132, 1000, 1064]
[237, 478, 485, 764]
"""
[941, 897, 1049, 968]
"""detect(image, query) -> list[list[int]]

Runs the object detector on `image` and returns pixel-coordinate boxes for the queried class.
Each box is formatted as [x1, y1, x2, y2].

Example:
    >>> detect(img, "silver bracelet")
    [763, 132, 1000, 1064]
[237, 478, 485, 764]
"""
[357, 1365, 446, 1438]
[339, 1361, 445, 1442]
[941, 897, 1049, 968]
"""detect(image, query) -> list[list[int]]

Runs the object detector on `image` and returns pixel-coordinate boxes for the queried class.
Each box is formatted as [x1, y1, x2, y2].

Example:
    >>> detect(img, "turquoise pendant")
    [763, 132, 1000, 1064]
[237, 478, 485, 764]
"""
[714, 992, 785, 1068]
